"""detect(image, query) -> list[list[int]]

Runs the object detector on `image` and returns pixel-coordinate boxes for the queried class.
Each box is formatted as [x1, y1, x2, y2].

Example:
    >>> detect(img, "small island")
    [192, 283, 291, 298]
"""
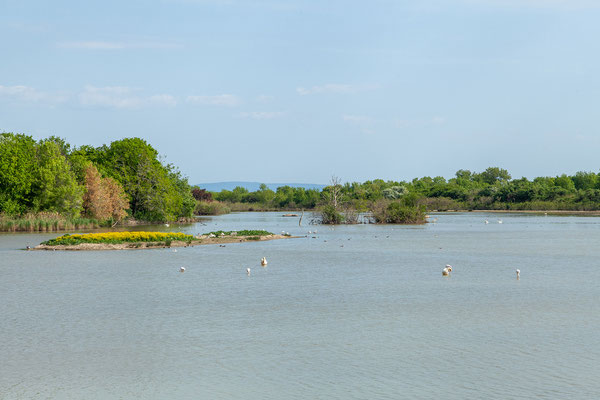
[33, 230, 291, 251]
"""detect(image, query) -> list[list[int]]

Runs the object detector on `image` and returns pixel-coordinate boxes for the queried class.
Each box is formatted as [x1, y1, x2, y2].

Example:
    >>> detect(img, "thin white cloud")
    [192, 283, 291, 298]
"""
[79, 85, 176, 108]
[256, 94, 274, 103]
[238, 111, 285, 120]
[148, 94, 178, 107]
[0, 85, 68, 104]
[342, 114, 376, 135]
[186, 94, 241, 107]
[57, 41, 182, 50]
[297, 83, 379, 96]
[394, 116, 447, 128]
[342, 114, 372, 124]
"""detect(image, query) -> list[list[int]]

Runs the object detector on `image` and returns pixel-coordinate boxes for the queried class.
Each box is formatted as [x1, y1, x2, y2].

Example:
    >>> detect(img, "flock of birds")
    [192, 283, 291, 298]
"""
[179, 218, 521, 279]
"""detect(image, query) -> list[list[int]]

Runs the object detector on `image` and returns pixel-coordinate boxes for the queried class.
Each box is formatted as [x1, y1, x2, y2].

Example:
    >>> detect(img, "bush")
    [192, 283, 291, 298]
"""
[372, 200, 426, 224]
[319, 204, 344, 224]
[194, 201, 231, 215]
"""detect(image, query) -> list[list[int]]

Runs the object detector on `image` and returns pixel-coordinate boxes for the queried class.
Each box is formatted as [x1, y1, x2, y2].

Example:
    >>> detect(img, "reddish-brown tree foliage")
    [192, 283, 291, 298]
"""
[192, 188, 212, 201]
[83, 164, 129, 221]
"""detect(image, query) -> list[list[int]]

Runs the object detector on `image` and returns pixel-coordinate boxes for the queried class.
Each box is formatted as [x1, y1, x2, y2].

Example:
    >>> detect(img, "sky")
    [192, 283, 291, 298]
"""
[1, 0, 600, 185]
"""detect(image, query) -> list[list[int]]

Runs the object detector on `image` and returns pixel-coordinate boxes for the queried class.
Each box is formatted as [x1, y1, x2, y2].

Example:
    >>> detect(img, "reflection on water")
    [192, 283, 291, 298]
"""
[1, 212, 600, 399]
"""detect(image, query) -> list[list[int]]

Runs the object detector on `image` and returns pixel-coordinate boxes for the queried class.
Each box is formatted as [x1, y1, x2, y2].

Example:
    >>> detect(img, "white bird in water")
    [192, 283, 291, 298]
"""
[261, 257, 268, 267]
[442, 264, 453, 276]
[484, 219, 489, 224]
[180, 267, 185, 272]
[498, 219, 503, 224]
[165, 223, 170, 227]
[246, 268, 251, 276]
[516, 269, 520, 280]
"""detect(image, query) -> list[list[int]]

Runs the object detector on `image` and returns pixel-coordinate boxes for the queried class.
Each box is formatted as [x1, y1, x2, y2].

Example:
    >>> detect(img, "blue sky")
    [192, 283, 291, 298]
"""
[1, 0, 599, 184]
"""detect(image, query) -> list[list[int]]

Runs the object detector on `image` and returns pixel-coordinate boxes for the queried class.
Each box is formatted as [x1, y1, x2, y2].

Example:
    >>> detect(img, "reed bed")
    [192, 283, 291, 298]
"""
[0, 212, 101, 232]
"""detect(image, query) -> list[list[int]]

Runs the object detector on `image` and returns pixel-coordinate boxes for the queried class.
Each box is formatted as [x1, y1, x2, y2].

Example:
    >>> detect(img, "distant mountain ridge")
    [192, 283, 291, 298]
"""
[195, 181, 327, 192]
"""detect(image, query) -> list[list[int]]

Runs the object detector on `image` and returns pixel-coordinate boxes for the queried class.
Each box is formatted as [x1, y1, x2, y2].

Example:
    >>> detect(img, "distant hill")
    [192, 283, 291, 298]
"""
[195, 181, 327, 192]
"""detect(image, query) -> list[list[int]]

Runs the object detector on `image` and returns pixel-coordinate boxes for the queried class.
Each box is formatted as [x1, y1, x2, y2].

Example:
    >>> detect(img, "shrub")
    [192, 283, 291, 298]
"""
[194, 201, 231, 215]
[372, 200, 426, 224]
[319, 204, 344, 224]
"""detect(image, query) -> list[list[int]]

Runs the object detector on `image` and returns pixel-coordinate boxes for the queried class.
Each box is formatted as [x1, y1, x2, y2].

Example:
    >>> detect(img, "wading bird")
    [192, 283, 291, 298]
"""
[516, 269, 520, 280]
[261, 257, 268, 266]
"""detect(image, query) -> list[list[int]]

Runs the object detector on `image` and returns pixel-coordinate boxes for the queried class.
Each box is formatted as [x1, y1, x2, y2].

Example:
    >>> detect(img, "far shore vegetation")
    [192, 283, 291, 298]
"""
[194, 168, 600, 224]
[4, 132, 600, 229]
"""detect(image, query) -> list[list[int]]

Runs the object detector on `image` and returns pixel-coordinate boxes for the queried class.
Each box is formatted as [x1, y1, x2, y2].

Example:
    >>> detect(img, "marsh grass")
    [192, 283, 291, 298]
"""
[194, 201, 231, 215]
[0, 212, 102, 232]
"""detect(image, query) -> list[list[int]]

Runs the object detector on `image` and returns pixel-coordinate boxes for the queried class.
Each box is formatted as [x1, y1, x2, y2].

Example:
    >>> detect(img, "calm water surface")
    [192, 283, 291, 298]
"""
[1, 212, 600, 399]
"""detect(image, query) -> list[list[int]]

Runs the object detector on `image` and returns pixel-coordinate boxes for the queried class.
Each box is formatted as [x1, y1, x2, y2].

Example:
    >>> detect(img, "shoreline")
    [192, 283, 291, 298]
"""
[32, 234, 294, 251]
[436, 209, 600, 216]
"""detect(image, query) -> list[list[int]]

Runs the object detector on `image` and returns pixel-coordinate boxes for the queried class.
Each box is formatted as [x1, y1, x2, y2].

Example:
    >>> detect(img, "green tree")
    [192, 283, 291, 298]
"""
[0, 133, 37, 214]
[89, 138, 193, 221]
[31, 141, 84, 217]
[476, 167, 512, 185]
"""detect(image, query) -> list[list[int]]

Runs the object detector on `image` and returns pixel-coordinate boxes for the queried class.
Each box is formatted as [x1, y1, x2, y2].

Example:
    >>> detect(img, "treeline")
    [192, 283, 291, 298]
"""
[210, 184, 321, 210]
[0, 133, 194, 228]
[202, 167, 600, 213]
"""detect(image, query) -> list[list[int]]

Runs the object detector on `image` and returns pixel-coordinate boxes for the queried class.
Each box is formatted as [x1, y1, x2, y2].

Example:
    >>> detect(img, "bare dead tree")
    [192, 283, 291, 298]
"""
[329, 175, 342, 209]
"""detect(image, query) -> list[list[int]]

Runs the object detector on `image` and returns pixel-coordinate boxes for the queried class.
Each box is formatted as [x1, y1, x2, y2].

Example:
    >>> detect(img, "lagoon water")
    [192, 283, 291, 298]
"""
[1, 212, 600, 399]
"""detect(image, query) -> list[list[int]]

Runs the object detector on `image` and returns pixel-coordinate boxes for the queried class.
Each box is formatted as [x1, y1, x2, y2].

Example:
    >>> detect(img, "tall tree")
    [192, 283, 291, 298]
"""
[32, 141, 83, 217]
[0, 133, 37, 214]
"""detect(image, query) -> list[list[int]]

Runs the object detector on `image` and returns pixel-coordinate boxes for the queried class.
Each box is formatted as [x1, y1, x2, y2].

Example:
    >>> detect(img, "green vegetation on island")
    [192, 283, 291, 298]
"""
[36, 230, 285, 250]
[42, 231, 194, 246]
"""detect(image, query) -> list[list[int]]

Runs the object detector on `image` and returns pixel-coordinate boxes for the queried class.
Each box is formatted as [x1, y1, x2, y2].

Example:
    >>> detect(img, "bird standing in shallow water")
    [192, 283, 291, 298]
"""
[516, 269, 520, 280]
[246, 268, 251, 276]
[180, 267, 185, 272]
[261, 257, 268, 267]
